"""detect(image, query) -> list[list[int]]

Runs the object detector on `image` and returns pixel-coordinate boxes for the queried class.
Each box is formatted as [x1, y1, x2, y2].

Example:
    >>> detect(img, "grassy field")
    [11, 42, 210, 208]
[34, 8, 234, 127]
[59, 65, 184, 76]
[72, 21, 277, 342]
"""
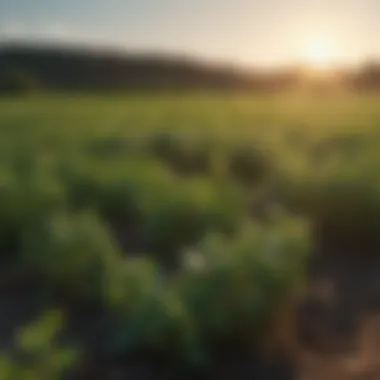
[1, 93, 380, 378]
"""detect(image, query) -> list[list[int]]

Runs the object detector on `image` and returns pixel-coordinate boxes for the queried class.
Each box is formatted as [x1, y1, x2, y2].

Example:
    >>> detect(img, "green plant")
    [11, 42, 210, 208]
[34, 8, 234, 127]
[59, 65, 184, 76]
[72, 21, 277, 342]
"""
[148, 132, 213, 175]
[0, 158, 66, 257]
[142, 179, 243, 264]
[0, 310, 79, 380]
[105, 257, 188, 355]
[177, 215, 310, 357]
[228, 142, 273, 186]
[105, 215, 310, 367]
[21, 210, 121, 298]
[309, 171, 380, 250]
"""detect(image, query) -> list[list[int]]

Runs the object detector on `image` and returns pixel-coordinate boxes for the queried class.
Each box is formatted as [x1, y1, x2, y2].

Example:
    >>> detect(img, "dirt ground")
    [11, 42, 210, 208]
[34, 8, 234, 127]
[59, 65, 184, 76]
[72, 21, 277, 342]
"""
[295, 252, 380, 380]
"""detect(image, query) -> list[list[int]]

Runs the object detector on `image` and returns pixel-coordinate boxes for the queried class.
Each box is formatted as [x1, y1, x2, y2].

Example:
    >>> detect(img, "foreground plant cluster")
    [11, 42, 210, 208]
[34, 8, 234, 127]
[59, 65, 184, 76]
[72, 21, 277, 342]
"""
[0, 94, 379, 378]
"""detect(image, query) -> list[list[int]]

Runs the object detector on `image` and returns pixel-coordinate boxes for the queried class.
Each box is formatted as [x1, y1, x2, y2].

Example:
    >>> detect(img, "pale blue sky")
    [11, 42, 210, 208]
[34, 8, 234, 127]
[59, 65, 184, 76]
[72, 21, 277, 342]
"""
[0, 0, 379, 67]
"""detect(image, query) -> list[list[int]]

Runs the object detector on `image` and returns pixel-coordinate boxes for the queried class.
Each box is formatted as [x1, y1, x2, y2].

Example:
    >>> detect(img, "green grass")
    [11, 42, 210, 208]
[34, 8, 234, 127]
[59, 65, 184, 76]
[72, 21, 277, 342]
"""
[1, 92, 380, 376]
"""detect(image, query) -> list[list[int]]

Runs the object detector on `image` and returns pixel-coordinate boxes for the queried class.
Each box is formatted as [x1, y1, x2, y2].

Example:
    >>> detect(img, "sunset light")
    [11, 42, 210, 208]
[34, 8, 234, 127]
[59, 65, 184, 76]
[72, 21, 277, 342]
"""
[303, 39, 337, 69]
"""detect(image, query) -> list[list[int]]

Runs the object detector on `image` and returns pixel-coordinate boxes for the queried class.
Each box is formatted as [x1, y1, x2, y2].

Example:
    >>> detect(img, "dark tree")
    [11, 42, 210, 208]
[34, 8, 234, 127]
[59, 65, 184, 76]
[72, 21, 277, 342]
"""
[0, 67, 41, 95]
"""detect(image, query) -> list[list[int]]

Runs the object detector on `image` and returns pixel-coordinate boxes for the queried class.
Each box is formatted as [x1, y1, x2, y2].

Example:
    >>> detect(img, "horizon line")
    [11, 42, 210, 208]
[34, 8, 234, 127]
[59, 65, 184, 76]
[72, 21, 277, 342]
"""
[0, 37, 378, 73]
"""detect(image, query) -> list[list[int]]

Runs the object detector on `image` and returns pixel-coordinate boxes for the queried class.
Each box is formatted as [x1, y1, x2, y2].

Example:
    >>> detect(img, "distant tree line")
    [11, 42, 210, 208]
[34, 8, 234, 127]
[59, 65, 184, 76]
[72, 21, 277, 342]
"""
[1, 44, 380, 94]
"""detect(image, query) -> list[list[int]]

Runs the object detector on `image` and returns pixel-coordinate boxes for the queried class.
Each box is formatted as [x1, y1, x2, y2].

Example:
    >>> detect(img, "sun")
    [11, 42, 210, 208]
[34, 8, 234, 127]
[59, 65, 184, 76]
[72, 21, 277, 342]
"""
[303, 39, 336, 69]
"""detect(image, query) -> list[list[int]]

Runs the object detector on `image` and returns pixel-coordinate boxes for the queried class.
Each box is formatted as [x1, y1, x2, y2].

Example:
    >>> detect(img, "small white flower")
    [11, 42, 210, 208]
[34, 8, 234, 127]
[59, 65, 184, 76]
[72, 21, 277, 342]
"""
[183, 250, 206, 272]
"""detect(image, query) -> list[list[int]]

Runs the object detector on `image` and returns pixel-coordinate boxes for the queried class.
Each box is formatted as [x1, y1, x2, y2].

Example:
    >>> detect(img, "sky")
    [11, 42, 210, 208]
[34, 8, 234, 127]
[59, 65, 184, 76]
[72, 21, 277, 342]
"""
[0, 0, 379, 68]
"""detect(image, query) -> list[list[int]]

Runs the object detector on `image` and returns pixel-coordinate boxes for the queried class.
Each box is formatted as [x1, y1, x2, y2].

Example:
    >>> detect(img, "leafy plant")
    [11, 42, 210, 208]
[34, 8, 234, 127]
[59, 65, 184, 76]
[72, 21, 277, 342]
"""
[0, 310, 79, 380]
[177, 215, 310, 358]
[105, 215, 310, 366]
[308, 171, 380, 251]
[0, 158, 66, 257]
[142, 179, 243, 264]
[148, 132, 213, 175]
[21, 210, 121, 299]
[228, 142, 273, 186]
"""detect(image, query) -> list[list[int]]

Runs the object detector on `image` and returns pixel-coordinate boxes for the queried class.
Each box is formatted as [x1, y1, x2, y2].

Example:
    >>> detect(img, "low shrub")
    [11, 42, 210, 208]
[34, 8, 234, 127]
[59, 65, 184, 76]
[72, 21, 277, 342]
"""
[177, 215, 310, 363]
[105, 215, 310, 367]
[0, 310, 79, 380]
[142, 179, 243, 265]
[275, 161, 380, 252]
[227, 142, 273, 186]
[0, 160, 66, 258]
[148, 132, 213, 176]
[309, 173, 380, 252]
[21, 211, 121, 299]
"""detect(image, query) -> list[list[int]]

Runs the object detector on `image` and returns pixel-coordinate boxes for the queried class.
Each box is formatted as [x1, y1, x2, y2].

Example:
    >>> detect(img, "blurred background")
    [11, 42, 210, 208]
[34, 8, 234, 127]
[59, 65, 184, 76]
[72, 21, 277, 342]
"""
[1, 0, 380, 94]
[1, 1, 380, 380]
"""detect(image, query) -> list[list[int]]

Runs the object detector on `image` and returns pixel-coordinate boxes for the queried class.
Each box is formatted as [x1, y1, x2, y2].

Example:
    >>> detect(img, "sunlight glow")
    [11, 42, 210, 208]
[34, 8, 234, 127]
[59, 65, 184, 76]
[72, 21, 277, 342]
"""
[304, 39, 337, 69]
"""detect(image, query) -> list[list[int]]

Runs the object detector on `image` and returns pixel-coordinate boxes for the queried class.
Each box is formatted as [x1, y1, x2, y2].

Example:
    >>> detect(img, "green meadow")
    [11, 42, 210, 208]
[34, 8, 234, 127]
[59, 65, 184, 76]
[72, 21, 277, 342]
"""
[1, 93, 380, 378]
